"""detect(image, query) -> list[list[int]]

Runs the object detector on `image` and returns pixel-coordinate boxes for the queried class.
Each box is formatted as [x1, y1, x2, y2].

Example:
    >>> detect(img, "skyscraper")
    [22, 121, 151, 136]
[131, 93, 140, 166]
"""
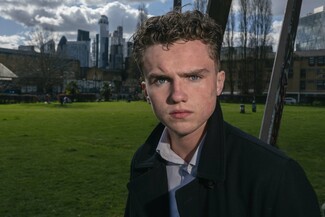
[57, 33, 91, 68]
[98, 15, 109, 68]
[41, 39, 55, 54]
[77, 29, 90, 42]
[77, 29, 91, 68]
[91, 35, 99, 67]
[110, 26, 125, 70]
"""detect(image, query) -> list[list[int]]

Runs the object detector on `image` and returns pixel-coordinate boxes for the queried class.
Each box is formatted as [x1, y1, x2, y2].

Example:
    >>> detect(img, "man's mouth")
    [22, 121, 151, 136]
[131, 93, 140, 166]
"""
[169, 110, 192, 119]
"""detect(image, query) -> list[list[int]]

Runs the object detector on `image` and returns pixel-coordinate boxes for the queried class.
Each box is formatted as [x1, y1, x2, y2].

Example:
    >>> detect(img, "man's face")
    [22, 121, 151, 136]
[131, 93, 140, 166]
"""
[142, 40, 225, 138]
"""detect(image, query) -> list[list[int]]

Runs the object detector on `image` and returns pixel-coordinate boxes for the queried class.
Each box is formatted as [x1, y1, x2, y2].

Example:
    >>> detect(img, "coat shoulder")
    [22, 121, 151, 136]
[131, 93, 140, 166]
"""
[224, 122, 290, 162]
[223, 121, 299, 180]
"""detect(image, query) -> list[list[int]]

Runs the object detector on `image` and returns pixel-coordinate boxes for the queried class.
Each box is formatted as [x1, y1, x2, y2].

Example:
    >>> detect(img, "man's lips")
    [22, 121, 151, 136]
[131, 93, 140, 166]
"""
[169, 110, 193, 119]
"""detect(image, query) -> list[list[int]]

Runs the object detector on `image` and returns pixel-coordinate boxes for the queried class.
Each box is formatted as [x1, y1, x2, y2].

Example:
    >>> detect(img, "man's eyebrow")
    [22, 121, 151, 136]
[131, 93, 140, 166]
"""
[147, 71, 167, 77]
[146, 68, 209, 79]
[179, 68, 209, 76]
[146, 72, 170, 81]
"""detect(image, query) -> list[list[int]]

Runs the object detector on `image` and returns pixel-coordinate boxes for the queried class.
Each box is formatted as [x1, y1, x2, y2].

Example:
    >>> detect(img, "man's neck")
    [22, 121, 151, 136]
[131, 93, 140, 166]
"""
[168, 125, 206, 163]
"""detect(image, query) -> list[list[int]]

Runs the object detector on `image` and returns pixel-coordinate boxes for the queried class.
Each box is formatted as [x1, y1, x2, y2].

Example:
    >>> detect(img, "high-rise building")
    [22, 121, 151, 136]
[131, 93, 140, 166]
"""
[41, 39, 56, 54]
[91, 35, 99, 67]
[126, 41, 133, 58]
[77, 29, 90, 42]
[76, 29, 91, 67]
[57, 35, 90, 68]
[110, 26, 125, 70]
[98, 15, 109, 68]
[296, 6, 325, 51]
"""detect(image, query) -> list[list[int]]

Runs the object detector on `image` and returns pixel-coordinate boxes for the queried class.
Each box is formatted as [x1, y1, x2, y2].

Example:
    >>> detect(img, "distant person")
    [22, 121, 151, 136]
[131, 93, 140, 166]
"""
[60, 96, 64, 105]
[64, 96, 68, 104]
[124, 10, 320, 217]
[45, 94, 51, 104]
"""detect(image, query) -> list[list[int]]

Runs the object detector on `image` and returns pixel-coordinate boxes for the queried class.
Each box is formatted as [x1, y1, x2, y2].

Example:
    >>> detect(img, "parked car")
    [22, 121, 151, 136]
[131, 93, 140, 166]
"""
[284, 97, 297, 104]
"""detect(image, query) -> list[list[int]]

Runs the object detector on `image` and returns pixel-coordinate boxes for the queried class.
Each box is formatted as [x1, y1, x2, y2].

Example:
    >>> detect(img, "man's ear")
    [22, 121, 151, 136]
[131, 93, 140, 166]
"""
[141, 81, 147, 97]
[216, 71, 225, 96]
[141, 81, 151, 104]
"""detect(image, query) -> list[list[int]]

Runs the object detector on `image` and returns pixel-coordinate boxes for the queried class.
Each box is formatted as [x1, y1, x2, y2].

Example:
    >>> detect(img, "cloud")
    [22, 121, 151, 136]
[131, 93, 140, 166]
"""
[80, 0, 158, 5]
[0, 0, 141, 45]
[0, 34, 24, 49]
[270, 19, 283, 51]
[2, 0, 324, 51]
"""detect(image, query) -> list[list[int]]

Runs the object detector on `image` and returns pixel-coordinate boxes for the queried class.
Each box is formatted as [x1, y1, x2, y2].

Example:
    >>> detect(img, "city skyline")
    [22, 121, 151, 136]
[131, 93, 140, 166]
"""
[0, 0, 324, 51]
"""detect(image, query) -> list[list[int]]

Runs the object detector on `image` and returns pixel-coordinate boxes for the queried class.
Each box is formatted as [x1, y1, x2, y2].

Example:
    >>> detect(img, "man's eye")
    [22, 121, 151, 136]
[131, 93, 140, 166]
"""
[155, 78, 168, 85]
[188, 75, 201, 81]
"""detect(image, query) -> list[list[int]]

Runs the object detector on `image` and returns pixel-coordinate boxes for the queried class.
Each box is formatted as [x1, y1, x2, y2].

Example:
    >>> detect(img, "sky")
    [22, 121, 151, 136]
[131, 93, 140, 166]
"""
[0, 0, 324, 50]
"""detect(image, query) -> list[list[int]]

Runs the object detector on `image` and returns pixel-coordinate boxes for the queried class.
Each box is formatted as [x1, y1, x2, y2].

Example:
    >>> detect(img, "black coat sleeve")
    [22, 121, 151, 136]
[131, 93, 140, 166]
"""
[272, 160, 321, 217]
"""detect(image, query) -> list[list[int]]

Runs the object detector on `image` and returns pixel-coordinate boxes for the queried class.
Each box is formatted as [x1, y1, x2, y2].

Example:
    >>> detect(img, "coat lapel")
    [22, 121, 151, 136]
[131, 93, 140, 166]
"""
[197, 101, 226, 183]
[176, 101, 226, 217]
[127, 123, 170, 217]
[127, 161, 169, 216]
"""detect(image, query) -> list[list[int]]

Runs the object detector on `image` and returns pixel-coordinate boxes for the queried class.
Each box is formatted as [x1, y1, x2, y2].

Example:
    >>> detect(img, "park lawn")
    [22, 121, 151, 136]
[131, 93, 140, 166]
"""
[0, 101, 324, 216]
[0, 102, 157, 217]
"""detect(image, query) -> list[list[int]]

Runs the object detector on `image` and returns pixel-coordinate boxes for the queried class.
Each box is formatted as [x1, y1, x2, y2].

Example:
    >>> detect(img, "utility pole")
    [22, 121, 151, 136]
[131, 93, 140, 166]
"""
[206, 0, 232, 55]
[259, 0, 302, 146]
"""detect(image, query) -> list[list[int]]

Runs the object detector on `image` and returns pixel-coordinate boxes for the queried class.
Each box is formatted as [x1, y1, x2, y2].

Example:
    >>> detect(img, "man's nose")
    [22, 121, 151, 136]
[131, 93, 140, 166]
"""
[168, 80, 188, 103]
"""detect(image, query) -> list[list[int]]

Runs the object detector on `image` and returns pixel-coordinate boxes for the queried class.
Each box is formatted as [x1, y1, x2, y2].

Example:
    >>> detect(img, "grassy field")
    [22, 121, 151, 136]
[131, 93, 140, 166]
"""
[0, 101, 324, 216]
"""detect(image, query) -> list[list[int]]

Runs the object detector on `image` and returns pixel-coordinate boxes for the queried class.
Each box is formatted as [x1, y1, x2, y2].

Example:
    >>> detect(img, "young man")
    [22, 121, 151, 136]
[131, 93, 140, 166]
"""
[125, 10, 320, 217]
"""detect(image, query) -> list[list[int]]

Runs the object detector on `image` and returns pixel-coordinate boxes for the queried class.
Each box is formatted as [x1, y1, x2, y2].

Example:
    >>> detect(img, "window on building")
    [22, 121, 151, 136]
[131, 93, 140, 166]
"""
[288, 69, 293, 79]
[315, 69, 325, 79]
[300, 80, 306, 90]
[308, 57, 315, 66]
[316, 80, 325, 90]
[317, 56, 324, 66]
[300, 69, 306, 79]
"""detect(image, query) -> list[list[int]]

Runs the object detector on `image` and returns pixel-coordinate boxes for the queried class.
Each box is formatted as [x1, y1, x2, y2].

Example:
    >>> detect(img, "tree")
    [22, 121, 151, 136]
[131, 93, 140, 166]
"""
[25, 27, 71, 94]
[249, 0, 273, 95]
[238, 0, 250, 95]
[223, 6, 236, 96]
[65, 81, 79, 95]
[100, 82, 112, 101]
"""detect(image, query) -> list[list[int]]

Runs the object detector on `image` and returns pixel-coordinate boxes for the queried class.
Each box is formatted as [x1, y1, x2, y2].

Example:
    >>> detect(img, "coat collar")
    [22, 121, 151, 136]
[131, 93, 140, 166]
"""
[134, 101, 226, 183]
[196, 101, 226, 183]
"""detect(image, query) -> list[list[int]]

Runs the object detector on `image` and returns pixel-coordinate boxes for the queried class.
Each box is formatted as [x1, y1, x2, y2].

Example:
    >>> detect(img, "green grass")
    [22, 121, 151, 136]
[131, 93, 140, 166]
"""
[0, 101, 324, 216]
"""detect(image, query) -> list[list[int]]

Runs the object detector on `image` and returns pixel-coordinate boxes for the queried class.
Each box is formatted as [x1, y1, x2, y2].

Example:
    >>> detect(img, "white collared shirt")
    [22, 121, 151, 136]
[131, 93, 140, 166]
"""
[156, 127, 205, 217]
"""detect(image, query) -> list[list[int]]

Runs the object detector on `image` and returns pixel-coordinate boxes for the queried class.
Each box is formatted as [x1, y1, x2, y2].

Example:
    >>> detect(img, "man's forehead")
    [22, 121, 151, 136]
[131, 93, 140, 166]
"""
[142, 42, 217, 72]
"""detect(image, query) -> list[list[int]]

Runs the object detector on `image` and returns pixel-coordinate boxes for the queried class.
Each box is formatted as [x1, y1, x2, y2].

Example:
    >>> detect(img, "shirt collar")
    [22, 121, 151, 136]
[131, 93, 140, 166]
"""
[156, 127, 206, 166]
[134, 101, 226, 183]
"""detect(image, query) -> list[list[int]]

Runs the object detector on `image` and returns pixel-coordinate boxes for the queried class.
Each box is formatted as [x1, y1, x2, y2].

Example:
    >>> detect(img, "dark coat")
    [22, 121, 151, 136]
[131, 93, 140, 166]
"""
[125, 103, 321, 217]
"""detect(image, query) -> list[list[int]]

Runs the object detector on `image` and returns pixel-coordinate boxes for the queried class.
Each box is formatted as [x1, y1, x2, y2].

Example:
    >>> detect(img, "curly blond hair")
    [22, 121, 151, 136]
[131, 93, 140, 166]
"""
[132, 10, 223, 73]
